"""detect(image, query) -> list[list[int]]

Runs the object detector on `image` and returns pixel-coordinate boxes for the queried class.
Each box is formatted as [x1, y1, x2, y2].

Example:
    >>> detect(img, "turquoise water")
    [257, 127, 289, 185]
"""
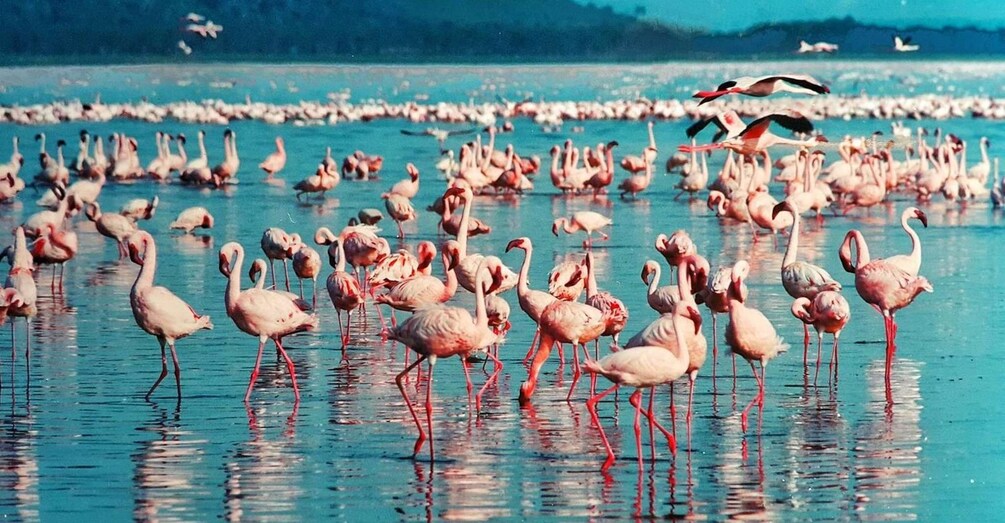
[0, 63, 1004, 520]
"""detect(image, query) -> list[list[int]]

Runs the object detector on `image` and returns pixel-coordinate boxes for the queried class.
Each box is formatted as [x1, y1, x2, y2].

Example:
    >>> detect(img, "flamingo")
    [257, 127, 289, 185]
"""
[29, 223, 78, 291]
[85, 202, 137, 258]
[261, 228, 299, 291]
[169, 207, 214, 234]
[617, 151, 653, 199]
[838, 228, 932, 397]
[382, 192, 417, 239]
[583, 299, 700, 471]
[447, 185, 518, 294]
[388, 163, 420, 198]
[121, 196, 159, 221]
[686, 111, 747, 143]
[791, 291, 850, 384]
[440, 192, 491, 238]
[696, 265, 731, 375]
[258, 137, 286, 179]
[1, 228, 37, 359]
[375, 242, 460, 313]
[548, 258, 586, 302]
[771, 200, 842, 358]
[324, 237, 364, 355]
[619, 121, 657, 173]
[584, 251, 628, 350]
[292, 243, 322, 308]
[505, 237, 560, 363]
[552, 211, 612, 249]
[693, 74, 830, 105]
[126, 231, 213, 400]
[725, 261, 789, 431]
[641, 260, 679, 314]
[391, 261, 501, 460]
[219, 242, 319, 402]
[294, 163, 338, 200]
[884, 207, 928, 277]
[680, 114, 824, 157]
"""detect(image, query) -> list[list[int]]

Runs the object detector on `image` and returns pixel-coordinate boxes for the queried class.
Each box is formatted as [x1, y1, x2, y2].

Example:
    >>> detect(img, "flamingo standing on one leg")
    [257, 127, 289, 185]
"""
[127, 231, 213, 400]
[725, 260, 789, 431]
[219, 242, 319, 402]
[838, 228, 932, 399]
[583, 300, 700, 471]
[791, 291, 850, 384]
[390, 261, 501, 461]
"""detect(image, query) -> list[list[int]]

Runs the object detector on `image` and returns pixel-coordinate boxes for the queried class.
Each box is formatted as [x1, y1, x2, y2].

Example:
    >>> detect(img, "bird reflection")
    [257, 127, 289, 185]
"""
[223, 403, 302, 522]
[132, 403, 207, 521]
[0, 406, 39, 521]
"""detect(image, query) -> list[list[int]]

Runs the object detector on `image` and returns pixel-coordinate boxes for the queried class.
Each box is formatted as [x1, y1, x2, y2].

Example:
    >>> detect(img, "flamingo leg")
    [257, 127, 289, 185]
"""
[275, 339, 300, 401]
[476, 351, 503, 413]
[586, 383, 620, 472]
[687, 371, 696, 424]
[740, 360, 761, 432]
[630, 389, 644, 470]
[283, 260, 291, 292]
[169, 340, 182, 400]
[566, 342, 583, 402]
[813, 331, 824, 386]
[245, 337, 266, 402]
[639, 389, 656, 462]
[460, 356, 474, 407]
[802, 324, 810, 366]
[298, 278, 304, 300]
[523, 328, 540, 364]
[830, 332, 841, 381]
[395, 354, 428, 456]
[519, 332, 554, 404]
[145, 337, 169, 401]
[311, 278, 317, 309]
[425, 359, 436, 462]
[270, 260, 277, 289]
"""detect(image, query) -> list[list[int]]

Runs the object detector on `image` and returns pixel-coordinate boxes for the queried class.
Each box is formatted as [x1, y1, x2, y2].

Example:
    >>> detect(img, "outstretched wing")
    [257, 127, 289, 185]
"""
[740, 114, 814, 139]
[761, 74, 829, 95]
[400, 129, 428, 137]
[685, 117, 725, 139]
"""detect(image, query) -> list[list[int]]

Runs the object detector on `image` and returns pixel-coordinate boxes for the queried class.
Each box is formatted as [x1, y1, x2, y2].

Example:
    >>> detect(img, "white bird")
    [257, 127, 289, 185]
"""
[894, 36, 919, 52]
[169, 207, 215, 234]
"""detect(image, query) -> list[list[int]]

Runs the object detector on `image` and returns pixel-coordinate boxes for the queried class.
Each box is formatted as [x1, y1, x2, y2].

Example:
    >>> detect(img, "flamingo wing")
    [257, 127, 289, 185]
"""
[590, 346, 680, 387]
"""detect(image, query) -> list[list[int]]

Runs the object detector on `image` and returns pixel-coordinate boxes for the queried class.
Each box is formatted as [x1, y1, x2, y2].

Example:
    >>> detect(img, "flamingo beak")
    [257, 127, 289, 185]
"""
[771, 202, 786, 220]
[915, 209, 928, 227]
[551, 222, 559, 236]
[687, 305, 702, 334]
[505, 239, 522, 252]
[567, 267, 584, 287]
[446, 252, 459, 271]
[640, 264, 652, 284]
[218, 252, 231, 276]
[128, 243, 143, 265]
[443, 186, 465, 198]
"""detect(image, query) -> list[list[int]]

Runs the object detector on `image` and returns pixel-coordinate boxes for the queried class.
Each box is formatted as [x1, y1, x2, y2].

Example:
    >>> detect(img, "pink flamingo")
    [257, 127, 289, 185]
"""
[838, 228, 932, 396]
[375, 242, 460, 312]
[584, 251, 628, 350]
[505, 237, 560, 364]
[292, 243, 322, 308]
[127, 231, 213, 400]
[548, 258, 585, 302]
[324, 237, 364, 355]
[391, 261, 501, 461]
[641, 260, 680, 314]
[29, 223, 77, 291]
[619, 121, 657, 173]
[258, 137, 286, 179]
[583, 299, 700, 471]
[693, 74, 829, 105]
[382, 192, 417, 239]
[696, 266, 732, 374]
[884, 207, 927, 277]
[169, 207, 214, 234]
[791, 291, 850, 384]
[1, 228, 37, 358]
[388, 163, 420, 198]
[617, 151, 654, 199]
[219, 242, 319, 402]
[261, 227, 298, 291]
[447, 185, 518, 294]
[552, 211, 612, 249]
[85, 202, 136, 258]
[771, 200, 842, 359]
[725, 260, 789, 431]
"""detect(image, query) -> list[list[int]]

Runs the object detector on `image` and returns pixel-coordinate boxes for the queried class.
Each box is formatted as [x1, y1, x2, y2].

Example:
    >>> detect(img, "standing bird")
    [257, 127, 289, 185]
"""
[584, 251, 628, 351]
[292, 243, 322, 308]
[583, 299, 700, 471]
[617, 151, 653, 199]
[552, 211, 612, 249]
[169, 207, 214, 234]
[219, 242, 319, 402]
[261, 228, 298, 291]
[791, 291, 850, 384]
[447, 185, 518, 293]
[389, 163, 420, 199]
[771, 201, 842, 359]
[30, 224, 78, 291]
[325, 237, 365, 354]
[505, 237, 560, 364]
[725, 261, 788, 431]
[86, 202, 137, 258]
[258, 137, 286, 180]
[390, 262, 500, 460]
[121, 196, 159, 221]
[1, 228, 37, 359]
[693, 74, 830, 105]
[382, 192, 417, 239]
[127, 231, 212, 400]
[838, 228, 932, 397]
[375, 242, 460, 313]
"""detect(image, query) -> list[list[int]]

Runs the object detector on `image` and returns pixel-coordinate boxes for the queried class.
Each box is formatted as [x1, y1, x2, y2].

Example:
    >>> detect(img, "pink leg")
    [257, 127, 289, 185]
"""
[270, 260, 277, 289]
[586, 384, 620, 472]
[298, 278, 304, 300]
[275, 339, 300, 401]
[802, 324, 810, 366]
[476, 351, 504, 413]
[395, 355, 428, 456]
[566, 343, 583, 401]
[813, 332, 823, 386]
[425, 360, 436, 462]
[145, 337, 169, 400]
[687, 372, 696, 424]
[630, 389, 644, 470]
[884, 314, 894, 402]
[740, 360, 761, 432]
[283, 260, 291, 292]
[461, 357, 474, 407]
[169, 340, 182, 399]
[245, 338, 266, 402]
[523, 328, 540, 364]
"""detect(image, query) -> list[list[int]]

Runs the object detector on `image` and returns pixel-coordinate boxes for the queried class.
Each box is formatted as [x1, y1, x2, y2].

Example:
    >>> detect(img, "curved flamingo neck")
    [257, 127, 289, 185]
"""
[473, 267, 489, 329]
[456, 194, 472, 256]
[134, 235, 157, 292]
[335, 240, 348, 273]
[901, 212, 922, 269]
[841, 230, 871, 271]
[646, 264, 661, 300]
[782, 204, 800, 269]
[677, 260, 692, 297]
[670, 307, 691, 362]
[516, 245, 533, 297]
[252, 261, 267, 289]
[198, 133, 207, 160]
[585, 252, 597, 299]
[561, 219, 578, 234]
[441, 252, 458, 300]
[225, 245, 244, 314]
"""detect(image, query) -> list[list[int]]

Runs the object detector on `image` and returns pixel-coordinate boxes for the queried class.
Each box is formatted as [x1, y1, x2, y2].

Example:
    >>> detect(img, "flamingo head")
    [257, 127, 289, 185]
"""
[729, 260, 751, 301]
[406, 163, 419, 180]
[680, 301, 703, 334]
[771, 201, 792, 220]
[442, 241, 461, 271]
[550, 145, 560, 156]
[202, 213, 215, 229]
[416, 241, 437, 270]
[912, 207, 928, 227]
[443, 185, 468, 201]
[640, 260, 658, 285]
[505, 237, 529, 253]
[791, 297, 814, 323]
[248, 259, 264, 283]
[127, 233, 146, 266]
[551, 219, 565, 237]
[218, 249, 234, 277]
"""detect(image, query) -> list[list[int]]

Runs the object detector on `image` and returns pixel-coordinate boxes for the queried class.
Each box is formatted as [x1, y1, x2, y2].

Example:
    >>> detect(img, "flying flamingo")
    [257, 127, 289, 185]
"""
[771, 200, 842, 360]
[552, 211, 612, 249]
[679, 114, 824, 157]
[324, 237, 364, 356]
[693, 74, 830, 105]
[791, 291, 850, 384]
[725, 260, 789, 431]
[258, 137, 286, 180]
[391, 261, 501, 461]
[583, 299, 700, 471]
[219, 242, 319, 402]
[838, 228, 932, 397]
[127, 231, 213, 400]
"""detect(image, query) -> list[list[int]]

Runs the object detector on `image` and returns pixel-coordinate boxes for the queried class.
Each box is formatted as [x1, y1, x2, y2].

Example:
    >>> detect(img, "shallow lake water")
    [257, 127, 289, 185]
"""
[0, 63, 1004, 520]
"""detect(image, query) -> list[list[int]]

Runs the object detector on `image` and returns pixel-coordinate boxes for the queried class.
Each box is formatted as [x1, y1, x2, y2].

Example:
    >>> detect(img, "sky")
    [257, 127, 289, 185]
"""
[584, 0, 1005, 32]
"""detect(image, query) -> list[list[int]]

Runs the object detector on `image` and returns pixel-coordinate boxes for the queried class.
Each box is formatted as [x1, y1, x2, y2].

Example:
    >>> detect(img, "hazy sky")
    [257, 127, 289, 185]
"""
[585, 0, 1005, 32]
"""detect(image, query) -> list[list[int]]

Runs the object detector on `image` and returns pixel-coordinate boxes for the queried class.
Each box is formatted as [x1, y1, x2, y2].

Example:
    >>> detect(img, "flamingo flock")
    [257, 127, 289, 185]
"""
[6, 66, 985, 476]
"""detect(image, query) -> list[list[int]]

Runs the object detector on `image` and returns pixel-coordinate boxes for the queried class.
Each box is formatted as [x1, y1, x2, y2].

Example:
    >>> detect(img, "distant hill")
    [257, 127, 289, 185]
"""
[1, 3, 1004, 64]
